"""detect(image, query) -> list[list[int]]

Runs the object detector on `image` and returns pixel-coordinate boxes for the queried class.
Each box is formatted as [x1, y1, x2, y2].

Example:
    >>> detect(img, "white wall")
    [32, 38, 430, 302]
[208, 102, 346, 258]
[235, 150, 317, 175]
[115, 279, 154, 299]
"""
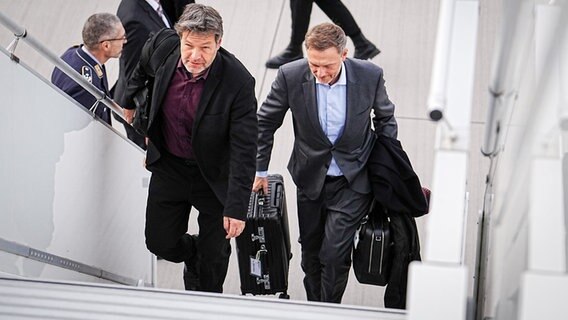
[0, 48, 153, 286]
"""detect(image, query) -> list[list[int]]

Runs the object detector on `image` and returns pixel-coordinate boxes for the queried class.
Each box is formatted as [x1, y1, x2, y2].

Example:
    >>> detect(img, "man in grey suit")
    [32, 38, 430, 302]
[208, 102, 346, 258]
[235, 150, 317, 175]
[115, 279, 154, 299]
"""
[254, 22, 397, 303]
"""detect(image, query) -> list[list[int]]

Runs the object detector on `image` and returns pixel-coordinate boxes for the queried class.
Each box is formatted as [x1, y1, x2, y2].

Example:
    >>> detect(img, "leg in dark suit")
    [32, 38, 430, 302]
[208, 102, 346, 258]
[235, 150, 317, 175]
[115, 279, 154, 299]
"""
[144, 153, 230, 293]
[161, 0, 195, 24]
[297, 176, 372, 303]
[266, 0, 380, 68]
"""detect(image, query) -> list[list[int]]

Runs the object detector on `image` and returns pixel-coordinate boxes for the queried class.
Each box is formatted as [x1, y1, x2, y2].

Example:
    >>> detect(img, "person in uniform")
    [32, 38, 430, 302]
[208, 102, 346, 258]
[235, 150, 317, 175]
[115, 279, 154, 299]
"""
[51, 13, 126, 125]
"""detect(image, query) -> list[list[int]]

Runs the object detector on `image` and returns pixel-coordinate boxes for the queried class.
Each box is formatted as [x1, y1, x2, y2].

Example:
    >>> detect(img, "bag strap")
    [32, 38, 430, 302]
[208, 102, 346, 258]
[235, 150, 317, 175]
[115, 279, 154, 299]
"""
[139, 28, 179, 78]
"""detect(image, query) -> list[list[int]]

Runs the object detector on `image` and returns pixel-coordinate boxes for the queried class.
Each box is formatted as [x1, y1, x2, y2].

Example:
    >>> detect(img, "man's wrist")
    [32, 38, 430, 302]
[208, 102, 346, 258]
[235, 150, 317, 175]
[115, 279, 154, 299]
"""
[256, 171, 268, 178]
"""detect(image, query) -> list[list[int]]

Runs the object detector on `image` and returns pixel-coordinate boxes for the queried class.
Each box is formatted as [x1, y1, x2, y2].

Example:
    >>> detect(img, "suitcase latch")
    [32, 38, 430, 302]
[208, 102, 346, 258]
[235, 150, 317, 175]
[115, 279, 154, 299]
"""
[251, 226, 265, 243]
[256, 274, 271, 290]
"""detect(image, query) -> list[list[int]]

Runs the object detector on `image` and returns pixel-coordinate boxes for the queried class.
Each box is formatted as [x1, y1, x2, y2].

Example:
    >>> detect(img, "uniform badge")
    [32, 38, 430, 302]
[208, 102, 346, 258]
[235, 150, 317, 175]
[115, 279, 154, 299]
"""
[81, 66, 92, 83]
[94, 65, 104, 79]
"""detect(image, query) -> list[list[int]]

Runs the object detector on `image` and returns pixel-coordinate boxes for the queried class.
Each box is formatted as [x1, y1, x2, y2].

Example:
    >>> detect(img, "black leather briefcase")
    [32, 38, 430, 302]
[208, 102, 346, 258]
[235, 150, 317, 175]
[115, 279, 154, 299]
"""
[353, 203, 393, 286]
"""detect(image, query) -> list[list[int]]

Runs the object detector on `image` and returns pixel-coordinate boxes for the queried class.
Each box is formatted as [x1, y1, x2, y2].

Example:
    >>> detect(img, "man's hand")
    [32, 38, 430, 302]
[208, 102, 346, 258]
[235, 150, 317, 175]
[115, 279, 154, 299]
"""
[124, 108, 136, 124]
[252, 176, 269, 194]
[224, 217, 245, 239]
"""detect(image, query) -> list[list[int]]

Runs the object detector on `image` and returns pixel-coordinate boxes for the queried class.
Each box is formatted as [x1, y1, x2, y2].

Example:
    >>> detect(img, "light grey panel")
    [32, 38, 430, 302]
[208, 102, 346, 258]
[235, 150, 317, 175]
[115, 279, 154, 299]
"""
[0, 277, 407, 320]
[200, 0, 286, 97]
[0, 50, 153, 285]
[342, 0, 441, 121]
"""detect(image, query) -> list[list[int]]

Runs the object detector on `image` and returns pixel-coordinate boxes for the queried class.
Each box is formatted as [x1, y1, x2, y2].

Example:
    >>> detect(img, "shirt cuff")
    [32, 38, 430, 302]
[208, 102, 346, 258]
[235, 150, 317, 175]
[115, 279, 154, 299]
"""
[256, 171, 268, 177]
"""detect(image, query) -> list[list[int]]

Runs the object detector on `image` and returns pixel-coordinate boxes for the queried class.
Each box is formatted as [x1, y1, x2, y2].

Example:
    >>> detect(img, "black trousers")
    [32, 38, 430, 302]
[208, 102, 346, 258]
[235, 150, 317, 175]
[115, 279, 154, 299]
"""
[297, 176, 372, 303]
[384, 211, 421, 309]
[290, 0, 361, 47]
[145, 152, 230, 293]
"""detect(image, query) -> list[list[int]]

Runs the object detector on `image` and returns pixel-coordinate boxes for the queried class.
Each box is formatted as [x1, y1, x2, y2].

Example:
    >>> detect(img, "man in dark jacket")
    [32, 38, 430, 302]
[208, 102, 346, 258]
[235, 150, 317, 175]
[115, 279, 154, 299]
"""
[123, 4, 257, 293]
[114, 0, 194, 148]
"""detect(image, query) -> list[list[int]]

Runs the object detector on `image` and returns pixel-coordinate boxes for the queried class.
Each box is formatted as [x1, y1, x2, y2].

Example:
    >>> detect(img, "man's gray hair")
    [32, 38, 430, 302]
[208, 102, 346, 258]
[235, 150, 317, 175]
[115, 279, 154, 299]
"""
[82, 13, 122, 50]
[175, 3, 223, 42]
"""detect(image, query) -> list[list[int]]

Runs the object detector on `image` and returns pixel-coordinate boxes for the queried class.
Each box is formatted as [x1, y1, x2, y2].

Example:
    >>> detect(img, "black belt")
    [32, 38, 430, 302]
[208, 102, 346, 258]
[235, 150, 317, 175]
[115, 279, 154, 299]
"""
[164, 150, 197, 166]
[325, 175, 345, 182]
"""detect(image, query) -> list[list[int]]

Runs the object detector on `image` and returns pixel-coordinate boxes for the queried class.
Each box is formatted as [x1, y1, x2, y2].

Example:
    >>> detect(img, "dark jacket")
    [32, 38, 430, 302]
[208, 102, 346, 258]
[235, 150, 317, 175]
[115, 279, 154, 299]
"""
[367, 135, 426, 309]
[368, 135, 428, 217]
[51, 45, 112, 124]
[257, 58, 397, 200]
[114, 0, 170, 108]
[124, 29, 258, 220]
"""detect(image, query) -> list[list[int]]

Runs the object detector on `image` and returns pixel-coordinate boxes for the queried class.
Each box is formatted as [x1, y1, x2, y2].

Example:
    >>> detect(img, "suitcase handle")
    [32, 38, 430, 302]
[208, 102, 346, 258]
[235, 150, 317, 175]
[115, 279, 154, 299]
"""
[269, 182, 283, 208]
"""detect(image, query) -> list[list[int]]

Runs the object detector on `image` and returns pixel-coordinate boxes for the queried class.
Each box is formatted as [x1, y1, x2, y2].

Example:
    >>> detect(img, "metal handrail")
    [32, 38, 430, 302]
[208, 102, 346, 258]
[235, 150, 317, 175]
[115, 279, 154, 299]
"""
[0, 11, 126, 122]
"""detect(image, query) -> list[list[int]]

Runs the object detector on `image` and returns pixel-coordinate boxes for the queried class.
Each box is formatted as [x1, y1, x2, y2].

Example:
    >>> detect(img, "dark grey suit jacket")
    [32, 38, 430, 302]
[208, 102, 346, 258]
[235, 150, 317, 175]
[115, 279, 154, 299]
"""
[114, 0, 170, 107]
[257, 58, 397, 200]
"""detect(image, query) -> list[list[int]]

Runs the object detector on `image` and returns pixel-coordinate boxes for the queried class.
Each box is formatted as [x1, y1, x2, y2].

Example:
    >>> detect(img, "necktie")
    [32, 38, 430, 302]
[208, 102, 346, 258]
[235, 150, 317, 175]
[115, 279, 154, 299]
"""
[101, 64, 108, 94]
[155, 1, 170, 27]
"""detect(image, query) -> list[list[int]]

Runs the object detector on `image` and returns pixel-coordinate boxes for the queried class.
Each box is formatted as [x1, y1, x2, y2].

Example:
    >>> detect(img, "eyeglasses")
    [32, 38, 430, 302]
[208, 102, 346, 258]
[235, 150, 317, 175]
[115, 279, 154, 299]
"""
[99, 35, 127, 43]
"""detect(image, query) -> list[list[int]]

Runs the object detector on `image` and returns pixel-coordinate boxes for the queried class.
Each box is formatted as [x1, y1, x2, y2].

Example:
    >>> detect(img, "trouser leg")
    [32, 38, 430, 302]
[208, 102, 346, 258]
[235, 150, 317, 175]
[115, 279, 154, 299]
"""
[144, 156, 194, 263]
[290, 0, 315, 47]
[297, 189, 325, 301]
[144, 154, 229, 293]
[314, 0, 380, 59]
[193, 177, 230, 293]
[297, 177, 371, 303]
[314, 0, 361, 36]
[319, 178, 371, 303]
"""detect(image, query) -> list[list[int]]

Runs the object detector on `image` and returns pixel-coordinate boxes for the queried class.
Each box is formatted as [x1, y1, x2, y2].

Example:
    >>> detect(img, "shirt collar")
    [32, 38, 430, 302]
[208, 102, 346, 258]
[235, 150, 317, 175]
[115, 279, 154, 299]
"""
[315, 62, 347, 86]
[176, 58, 210, 80]
[81, 45, 102, 66]
[145, 0, 161, 12]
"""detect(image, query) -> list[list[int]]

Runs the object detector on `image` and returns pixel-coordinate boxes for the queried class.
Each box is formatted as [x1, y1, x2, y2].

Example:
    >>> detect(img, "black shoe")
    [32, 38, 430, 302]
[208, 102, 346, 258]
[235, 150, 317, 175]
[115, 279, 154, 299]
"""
[183, 234, 199, 291]
[354, 44, 380, 60]
[352, 33, 381, 60]
[266, 46, 303, 69]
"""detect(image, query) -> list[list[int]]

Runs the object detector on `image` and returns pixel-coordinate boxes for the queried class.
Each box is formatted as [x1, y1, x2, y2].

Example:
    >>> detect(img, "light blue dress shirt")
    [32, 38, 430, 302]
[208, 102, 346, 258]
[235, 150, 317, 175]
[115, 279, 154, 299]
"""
[315, 62, 347, 176]
[257, 63, 347, 178]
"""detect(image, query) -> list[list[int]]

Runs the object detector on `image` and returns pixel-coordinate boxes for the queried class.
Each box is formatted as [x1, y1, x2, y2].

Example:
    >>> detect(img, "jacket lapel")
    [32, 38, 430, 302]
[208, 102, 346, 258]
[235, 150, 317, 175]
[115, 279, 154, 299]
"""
[302, 70, 329, 143]
[344, 60, 358, 142]
[334, 59, 359, 146]
[193, 50, 222, 132]
[139, 0, 169, 28]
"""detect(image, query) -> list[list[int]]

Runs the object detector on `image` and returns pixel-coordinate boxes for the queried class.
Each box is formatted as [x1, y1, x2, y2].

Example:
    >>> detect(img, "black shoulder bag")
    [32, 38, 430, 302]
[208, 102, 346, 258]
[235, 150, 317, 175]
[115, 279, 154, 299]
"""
[132, 29, 178, 136]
